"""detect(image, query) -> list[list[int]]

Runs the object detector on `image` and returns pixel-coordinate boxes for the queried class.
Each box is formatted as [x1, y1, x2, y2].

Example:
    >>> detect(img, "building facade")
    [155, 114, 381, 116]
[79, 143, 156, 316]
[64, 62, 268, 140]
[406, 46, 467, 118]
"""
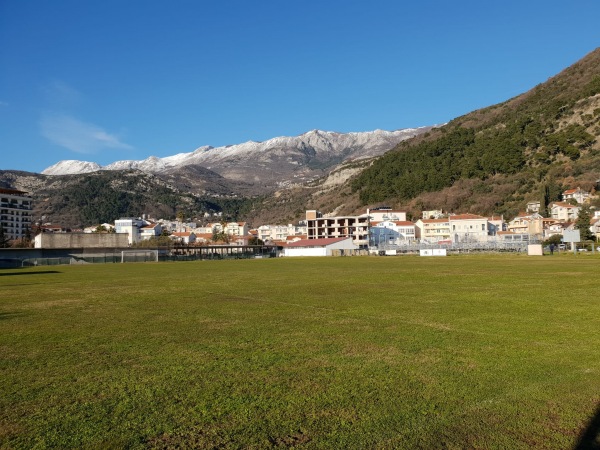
[0, 188, 33, 241]
[415, 218, 451, 242]
[449, 214, 489, 243]
[305, 210, 369, 246]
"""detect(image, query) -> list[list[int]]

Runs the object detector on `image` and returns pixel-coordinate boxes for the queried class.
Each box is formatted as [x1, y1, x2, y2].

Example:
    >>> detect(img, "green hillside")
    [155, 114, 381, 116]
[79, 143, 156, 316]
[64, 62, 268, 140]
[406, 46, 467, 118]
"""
[352, 48, 600, 217]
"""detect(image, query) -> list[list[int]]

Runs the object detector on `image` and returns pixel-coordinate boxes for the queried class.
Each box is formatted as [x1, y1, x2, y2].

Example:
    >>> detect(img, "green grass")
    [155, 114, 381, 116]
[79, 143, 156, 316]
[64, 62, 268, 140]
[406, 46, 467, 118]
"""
[1, 254, 600, 449]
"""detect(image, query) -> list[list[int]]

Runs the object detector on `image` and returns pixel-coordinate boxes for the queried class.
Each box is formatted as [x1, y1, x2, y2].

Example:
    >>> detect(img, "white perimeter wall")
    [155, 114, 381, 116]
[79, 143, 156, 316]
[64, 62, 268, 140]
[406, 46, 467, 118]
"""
[284, 248, 328, 257]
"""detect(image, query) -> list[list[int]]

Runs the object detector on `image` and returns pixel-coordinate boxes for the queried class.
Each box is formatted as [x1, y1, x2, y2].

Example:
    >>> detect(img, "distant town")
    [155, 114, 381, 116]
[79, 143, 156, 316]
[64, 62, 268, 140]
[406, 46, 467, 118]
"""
[1, 186, 599, 259]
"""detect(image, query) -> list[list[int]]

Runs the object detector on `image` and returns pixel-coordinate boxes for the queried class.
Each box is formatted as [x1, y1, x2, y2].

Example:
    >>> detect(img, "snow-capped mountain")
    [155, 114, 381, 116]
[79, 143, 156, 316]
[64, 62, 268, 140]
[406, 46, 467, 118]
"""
[42, 127, 433, 188]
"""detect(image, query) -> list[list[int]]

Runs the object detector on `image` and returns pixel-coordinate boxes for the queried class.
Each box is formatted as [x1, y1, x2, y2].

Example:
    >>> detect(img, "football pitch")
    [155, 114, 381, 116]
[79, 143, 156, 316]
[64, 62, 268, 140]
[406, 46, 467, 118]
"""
[1, 254, 599, 449]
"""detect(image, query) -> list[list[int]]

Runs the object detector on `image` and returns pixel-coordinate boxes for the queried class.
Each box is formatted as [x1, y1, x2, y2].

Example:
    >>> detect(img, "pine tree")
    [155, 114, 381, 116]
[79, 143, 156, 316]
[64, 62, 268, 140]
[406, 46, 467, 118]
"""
[576, 205, 594, 241]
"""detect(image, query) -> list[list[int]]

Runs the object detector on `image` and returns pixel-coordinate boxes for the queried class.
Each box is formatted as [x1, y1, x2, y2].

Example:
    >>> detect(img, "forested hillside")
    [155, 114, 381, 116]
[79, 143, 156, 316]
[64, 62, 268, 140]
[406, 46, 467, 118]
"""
[0, 170, 257, 227]
[352, 48, 600, 217]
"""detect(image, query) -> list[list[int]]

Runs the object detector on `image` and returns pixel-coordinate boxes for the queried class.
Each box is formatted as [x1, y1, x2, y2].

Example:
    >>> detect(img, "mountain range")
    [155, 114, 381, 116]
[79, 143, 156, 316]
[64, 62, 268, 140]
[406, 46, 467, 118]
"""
[41, 128, 431, 194]
[0, 127, 432, 227]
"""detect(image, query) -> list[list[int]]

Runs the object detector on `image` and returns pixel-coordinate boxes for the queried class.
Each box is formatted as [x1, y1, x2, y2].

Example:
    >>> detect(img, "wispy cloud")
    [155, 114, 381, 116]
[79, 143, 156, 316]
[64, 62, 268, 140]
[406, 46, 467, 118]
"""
[42, 80, 82, 109]
[40, 113, 133, 154]
[0, 100, 8, 107]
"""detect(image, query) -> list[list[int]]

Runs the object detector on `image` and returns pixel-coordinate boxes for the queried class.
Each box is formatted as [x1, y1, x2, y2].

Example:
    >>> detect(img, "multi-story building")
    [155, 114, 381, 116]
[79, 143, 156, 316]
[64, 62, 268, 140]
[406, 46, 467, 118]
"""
[305, 210, 369, 246]
[0, 188, 33, 241]
[449, 214, 489, 243]
[370, 220, 416, 246]
[367, 207, 407, 222]
[549, 202, 580, 222]
[506, 213, 543, 239]
[257, 224, 305, 242]
[562, 187, 592, 204]
[415, 218, 451, 242]
[114, 218, 146, 245]
[226, 222, 249, 237]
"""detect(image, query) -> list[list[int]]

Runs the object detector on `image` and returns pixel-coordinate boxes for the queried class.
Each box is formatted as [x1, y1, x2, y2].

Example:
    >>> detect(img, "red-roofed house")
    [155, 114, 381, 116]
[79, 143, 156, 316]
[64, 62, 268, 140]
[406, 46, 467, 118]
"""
[283, 237, 359, 257]
[562, 187, 592, 204]
[140, 223, 163, 240]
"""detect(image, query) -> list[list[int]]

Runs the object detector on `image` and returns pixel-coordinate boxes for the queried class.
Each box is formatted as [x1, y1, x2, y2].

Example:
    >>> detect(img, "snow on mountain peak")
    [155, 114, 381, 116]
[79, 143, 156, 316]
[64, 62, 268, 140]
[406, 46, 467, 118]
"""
[40, 127, 433, 176]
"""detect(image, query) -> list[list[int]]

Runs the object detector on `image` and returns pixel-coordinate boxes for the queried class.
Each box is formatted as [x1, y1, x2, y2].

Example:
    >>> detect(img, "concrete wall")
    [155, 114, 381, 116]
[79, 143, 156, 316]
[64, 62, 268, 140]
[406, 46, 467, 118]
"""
[284, 248, 328, 257]
[35, 233, 129, 249]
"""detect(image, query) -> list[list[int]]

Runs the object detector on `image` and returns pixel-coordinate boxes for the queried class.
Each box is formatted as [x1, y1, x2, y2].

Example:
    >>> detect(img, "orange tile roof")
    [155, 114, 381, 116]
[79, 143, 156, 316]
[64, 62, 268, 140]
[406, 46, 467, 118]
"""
[421, 218, 449, 224]
[449, 214, 485, 220]
[551, 202, 579, 208]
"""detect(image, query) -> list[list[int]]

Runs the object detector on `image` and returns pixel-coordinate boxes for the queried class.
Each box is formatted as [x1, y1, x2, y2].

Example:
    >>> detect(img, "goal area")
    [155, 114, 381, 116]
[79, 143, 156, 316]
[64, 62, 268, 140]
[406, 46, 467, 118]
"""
[121, 249, 159, 263]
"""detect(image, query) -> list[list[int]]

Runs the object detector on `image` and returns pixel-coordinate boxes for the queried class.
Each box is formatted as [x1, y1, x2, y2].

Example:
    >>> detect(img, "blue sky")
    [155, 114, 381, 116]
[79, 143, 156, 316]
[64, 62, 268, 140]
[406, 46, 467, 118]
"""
[1, 1, 599, 173]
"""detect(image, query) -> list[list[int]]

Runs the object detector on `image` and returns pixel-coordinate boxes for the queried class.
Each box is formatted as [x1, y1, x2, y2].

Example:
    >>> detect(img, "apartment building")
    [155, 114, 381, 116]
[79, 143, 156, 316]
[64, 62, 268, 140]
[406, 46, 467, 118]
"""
[257, 224, 306, 242]
[449, 214, 489, 243]
[415, 218, 451, 242]
[0, 188, 33, 240]
[506, 213, 543, 239]
[549, 202, 580, 222]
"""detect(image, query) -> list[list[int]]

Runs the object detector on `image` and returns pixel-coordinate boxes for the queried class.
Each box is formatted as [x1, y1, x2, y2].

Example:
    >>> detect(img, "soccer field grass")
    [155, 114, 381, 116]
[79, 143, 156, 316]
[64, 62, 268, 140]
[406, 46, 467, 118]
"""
[1, 254, 599, 449]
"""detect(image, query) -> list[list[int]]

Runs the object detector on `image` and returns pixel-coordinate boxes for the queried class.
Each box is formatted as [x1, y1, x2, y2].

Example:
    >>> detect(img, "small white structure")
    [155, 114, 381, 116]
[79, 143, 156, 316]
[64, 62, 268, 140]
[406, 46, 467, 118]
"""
[419, 249, 447, 256]
[170, 232, 196, 244]
[283, 237, 359, 257]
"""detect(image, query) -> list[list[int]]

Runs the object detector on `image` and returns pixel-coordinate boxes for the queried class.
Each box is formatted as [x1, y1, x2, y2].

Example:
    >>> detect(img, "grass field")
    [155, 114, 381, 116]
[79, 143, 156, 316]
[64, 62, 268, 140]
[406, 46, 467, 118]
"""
[1, 254, 600, 449]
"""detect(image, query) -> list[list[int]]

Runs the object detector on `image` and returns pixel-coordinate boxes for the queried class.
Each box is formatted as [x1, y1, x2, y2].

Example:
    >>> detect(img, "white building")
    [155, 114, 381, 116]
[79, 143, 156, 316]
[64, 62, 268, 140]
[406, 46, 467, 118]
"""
[367, 207, 407, 222]
[549, 202, 580, 222]
[140, 223, 163, 240]
[257, 224, 306, 242]
[0, 188, 33, 241]
[415, 218, 451, 243]
[283, 237, 359, 257]
[449, 214, 489, 243]
[170, 232, 196, 244]
[370, 220, 416, 245]
[562, 187, 592, 204]
[114, 218, 147, 245]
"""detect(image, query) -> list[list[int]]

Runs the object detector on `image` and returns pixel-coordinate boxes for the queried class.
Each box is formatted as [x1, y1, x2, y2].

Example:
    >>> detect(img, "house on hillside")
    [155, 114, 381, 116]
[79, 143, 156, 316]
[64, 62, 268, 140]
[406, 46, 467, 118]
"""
[526, 201, 541, 214]
[283, 237, 359, 257]
[549, 202, 580, 222]
[562, 187, 592, 204]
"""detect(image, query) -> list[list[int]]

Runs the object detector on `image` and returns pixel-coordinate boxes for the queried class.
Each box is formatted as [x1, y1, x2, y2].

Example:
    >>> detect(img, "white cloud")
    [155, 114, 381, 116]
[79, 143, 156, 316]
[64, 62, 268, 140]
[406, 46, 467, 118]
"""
[42, 80, 82, 108]
[40, 113, 133, 154]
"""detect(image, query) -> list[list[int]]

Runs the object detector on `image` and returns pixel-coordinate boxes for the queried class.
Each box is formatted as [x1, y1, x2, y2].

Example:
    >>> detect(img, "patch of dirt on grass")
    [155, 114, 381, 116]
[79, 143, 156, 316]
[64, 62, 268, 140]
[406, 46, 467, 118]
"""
[268, 429, 311, 447]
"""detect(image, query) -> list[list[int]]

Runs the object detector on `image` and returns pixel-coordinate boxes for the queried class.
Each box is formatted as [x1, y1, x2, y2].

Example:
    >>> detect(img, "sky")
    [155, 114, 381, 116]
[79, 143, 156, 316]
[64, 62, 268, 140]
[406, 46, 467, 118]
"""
[1, 1, 600, 173]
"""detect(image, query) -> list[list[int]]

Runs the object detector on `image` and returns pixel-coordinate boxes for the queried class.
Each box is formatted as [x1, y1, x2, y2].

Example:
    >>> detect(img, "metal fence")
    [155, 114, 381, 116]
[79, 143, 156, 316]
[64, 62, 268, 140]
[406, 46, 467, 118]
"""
[371, 240, 537, 254]
[4, 246, 279, 267]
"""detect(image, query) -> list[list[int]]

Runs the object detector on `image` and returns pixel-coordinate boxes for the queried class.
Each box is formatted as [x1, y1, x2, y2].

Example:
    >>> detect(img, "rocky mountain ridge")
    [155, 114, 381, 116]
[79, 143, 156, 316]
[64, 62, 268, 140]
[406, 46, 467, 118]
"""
[41, 128, 432, 192]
